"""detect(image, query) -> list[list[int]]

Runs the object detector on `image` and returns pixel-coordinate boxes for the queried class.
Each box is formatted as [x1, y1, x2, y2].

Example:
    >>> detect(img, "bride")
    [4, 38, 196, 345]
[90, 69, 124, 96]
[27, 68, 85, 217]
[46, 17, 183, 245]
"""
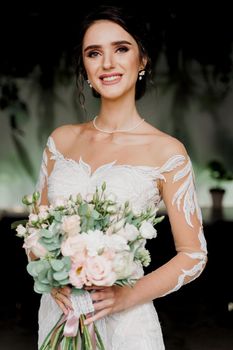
[35, 5, 207, 349]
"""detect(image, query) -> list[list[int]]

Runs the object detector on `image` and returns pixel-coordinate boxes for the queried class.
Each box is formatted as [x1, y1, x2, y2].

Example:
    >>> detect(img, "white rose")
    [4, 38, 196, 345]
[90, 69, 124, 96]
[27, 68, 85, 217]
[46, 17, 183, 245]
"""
[139, 221, 157, 239]
[113, 252, 134, 279]
[118, 223, 139, 241]
[16, 224, 27, 237]
[23, 230, 48, 258]
[62, 215, 81, 236]
[130, 261, 144, 280]
[106, 234, 129, 252]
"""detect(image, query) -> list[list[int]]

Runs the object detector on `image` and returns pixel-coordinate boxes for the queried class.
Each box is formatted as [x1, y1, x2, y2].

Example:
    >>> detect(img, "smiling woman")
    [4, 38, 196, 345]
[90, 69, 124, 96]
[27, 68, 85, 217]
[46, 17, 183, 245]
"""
[24, 4, 209, 350]
[74, 5, 152, 104]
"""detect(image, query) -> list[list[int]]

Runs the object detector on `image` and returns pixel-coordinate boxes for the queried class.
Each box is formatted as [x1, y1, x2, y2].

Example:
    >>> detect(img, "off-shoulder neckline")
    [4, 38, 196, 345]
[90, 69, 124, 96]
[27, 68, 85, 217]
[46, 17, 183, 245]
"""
[46, 135, 188, 178]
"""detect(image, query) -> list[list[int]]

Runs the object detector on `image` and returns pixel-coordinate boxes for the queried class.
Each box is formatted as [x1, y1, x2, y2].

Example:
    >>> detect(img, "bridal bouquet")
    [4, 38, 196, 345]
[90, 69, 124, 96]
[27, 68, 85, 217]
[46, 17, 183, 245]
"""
[12, 182, 164, 350]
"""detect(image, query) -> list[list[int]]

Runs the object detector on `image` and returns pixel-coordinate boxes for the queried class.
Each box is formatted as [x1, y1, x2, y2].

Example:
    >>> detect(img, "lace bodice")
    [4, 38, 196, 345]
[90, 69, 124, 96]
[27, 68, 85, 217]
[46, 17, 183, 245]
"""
[36, 134, 207, 298]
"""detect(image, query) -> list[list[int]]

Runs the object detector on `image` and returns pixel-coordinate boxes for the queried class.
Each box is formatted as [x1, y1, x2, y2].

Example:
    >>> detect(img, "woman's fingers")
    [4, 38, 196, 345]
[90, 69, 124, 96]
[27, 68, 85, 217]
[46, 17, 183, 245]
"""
[60, 286, 72, 296]
[84, 308, 110, 325]
[51, 288, 73, 314]
[85, 285, 108, 291]
[92, 298, 113, 312]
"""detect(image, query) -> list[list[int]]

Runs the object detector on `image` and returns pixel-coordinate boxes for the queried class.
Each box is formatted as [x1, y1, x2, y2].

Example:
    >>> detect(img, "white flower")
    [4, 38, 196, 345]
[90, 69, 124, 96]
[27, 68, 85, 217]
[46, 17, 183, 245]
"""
[130, 261, 144, 279]
[113, 252, 134, 279]
[103, 192, 117, 202]
[38, 211, 49, 221]
[23, 230, 48, 258]
[118, 223, 139, 241]
[106, 204, 118, 214]
[16, 224, 27, 237]
[136, 247, 151, 267]
[139, 221, 157, 239]
[106, 234, 129, 252]
[112, 218, 125, 232]
[53, 197, 67, 208]
[62, 215, 81, 236]
[85, 230, 105, 257]
[29, 213, 39, 225]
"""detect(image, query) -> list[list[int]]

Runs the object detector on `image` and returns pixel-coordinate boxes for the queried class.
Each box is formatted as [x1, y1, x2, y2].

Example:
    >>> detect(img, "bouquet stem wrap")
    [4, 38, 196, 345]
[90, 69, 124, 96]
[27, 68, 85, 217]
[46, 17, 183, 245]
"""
[40, 291, 104, 350]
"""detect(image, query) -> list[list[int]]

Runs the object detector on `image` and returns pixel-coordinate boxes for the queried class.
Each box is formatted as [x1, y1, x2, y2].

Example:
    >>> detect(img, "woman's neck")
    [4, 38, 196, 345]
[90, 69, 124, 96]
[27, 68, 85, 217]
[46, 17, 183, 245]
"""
[97, 96, 142, 130]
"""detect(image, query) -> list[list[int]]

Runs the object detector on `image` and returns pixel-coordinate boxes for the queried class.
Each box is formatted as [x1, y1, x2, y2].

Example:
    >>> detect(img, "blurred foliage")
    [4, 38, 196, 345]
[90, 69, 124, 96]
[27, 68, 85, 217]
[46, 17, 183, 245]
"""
[207, 160, 233, 189]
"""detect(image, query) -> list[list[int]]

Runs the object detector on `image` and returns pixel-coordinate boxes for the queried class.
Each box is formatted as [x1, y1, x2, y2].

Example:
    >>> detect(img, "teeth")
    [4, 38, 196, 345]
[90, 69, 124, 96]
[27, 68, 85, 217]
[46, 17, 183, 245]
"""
[102, 75, 120, 81]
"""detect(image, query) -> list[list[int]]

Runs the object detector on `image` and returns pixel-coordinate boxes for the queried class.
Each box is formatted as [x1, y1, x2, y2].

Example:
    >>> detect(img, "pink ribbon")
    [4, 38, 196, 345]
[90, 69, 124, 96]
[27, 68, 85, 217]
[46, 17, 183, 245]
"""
[63, 310, 97, 349]
[63, 310, 80, 337]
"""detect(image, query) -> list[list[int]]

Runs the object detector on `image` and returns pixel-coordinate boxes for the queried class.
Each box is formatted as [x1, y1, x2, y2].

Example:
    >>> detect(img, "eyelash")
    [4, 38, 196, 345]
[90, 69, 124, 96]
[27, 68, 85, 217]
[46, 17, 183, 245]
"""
[87, 46, 129, 58]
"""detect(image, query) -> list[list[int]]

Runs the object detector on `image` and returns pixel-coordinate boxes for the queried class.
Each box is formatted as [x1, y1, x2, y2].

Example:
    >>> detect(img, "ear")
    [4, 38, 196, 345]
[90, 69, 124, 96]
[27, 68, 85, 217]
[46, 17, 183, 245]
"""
[140, 56, 148, 70]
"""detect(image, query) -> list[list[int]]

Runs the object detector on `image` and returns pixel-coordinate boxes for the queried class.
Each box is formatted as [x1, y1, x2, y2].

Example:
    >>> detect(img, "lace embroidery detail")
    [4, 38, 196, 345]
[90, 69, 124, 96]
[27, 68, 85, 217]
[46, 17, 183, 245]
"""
[35, 148, 48, 195]
[171, 157, 202, 227]
[198, 226, 207, 254]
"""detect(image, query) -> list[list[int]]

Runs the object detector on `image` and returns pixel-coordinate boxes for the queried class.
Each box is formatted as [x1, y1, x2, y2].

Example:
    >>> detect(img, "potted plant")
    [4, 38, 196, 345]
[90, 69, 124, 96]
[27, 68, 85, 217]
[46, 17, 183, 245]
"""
[207, 160, 233, 210]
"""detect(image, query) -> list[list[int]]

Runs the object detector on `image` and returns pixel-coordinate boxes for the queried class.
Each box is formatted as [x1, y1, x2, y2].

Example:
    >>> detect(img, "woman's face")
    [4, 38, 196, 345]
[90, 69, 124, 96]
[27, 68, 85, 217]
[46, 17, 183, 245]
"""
[82, 20, 145, 100]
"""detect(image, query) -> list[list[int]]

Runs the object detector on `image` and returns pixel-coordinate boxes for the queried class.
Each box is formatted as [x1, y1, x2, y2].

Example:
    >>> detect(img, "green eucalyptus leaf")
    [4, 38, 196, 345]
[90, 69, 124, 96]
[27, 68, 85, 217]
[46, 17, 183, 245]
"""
[38, 269, 49, 282]
[54, 212, 62, 222]
[72, 288, 85, 296]
[53, 269, 69, 281]
[40, 228, 54, 239]
[59, 278, 70, 285]
[47, 269, 54, 283]
[27, 261, 46, 277]
[62, 256, 71, 270]
[34, 281, 51, 294]
[91, 210, 100, 219]
[50, 259, 64, 271]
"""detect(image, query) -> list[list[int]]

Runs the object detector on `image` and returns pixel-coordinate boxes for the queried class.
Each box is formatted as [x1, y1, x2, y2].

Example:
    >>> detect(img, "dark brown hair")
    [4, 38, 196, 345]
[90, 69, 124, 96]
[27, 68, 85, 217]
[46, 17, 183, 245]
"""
[73, 5, 153, 107]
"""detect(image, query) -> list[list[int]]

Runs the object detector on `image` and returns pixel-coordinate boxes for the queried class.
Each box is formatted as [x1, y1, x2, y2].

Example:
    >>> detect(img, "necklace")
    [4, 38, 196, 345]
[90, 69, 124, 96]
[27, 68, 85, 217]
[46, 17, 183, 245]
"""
[92, 115, 145, 133]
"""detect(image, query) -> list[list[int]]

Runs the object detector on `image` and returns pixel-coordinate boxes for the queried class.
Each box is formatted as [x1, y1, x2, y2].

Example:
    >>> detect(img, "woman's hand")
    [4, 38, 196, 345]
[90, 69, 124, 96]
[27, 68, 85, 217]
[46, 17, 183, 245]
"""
[51, 286, 73, 315]
[84, 284, 134, 325]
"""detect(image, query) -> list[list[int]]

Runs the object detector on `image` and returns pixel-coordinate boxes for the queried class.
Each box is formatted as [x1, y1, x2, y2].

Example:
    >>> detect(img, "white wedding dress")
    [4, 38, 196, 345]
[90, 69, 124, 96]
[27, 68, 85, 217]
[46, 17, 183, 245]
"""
[36, 135, 207, 350]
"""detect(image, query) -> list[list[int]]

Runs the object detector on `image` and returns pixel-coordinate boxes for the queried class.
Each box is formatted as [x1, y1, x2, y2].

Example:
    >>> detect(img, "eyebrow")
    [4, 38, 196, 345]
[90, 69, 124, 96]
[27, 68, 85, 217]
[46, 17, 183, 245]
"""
[83, 40, 132, 53]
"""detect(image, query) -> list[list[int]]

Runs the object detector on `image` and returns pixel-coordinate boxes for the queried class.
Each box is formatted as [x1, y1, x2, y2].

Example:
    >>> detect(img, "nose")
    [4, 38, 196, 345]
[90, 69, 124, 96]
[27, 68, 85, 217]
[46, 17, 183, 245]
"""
[102, 51, 115, 70]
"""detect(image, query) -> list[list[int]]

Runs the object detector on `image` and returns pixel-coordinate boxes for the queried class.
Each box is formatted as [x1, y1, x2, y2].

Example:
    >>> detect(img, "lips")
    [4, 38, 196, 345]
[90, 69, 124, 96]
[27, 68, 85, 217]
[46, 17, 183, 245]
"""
[99, 73, 123, 83]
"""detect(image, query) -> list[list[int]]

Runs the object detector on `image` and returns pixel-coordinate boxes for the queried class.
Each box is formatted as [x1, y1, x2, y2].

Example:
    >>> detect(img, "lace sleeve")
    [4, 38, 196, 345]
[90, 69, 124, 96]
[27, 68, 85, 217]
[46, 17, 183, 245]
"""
[156, 152, 207, 296]
[35, 137, 55, 206]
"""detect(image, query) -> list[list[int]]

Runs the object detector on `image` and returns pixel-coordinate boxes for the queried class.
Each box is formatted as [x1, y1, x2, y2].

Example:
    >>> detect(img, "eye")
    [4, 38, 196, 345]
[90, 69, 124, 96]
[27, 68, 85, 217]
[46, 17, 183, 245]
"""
[116, 46, 129, 53]
[87, 50, 100, 58]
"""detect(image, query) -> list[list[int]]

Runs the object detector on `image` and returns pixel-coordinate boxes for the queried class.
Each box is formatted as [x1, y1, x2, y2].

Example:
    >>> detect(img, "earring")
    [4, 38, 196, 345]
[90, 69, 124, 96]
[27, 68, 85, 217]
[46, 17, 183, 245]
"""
[138, 70, 145, 81]
[87, 79, 92, 88]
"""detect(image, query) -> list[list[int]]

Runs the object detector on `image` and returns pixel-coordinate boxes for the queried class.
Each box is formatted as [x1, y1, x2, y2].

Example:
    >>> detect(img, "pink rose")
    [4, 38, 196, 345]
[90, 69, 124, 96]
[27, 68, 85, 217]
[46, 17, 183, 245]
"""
[23, 230, 48, 258]
[85, 255, 116, 286]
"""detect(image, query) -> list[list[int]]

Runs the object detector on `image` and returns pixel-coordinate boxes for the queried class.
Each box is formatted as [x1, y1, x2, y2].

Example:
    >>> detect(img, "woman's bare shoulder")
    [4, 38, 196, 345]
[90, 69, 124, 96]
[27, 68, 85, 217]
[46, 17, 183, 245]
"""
[148, 126, 188, 165]
[49, 122, 88, 151]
